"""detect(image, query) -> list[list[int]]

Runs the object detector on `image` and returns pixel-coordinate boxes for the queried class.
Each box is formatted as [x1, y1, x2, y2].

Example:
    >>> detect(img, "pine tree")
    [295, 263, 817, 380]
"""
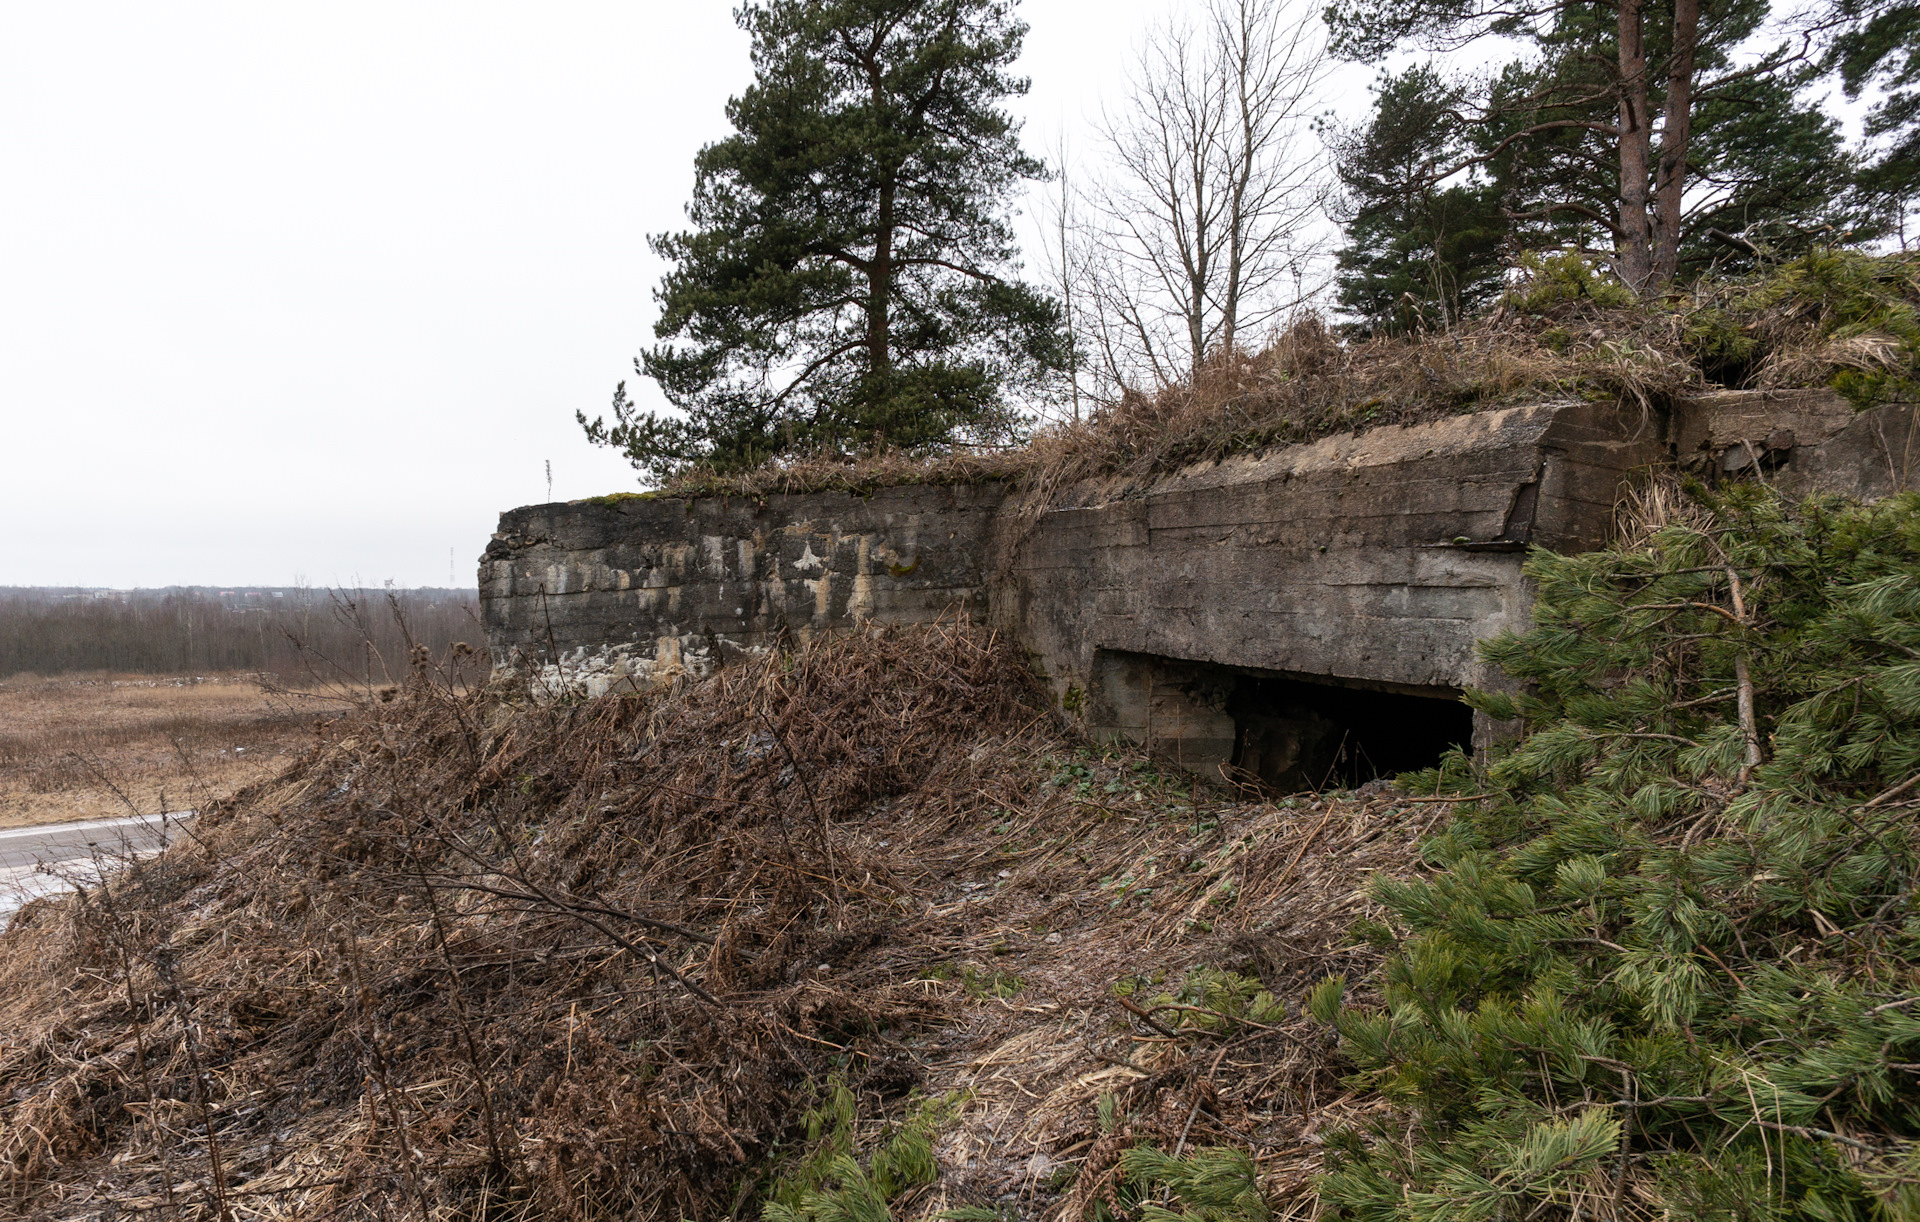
[1314, 483, 1920, 1222]
[1324, 0, 1856, 294]
[1830, 0, 1920, 240]
[1328, 66, 1509, 334]
[581, 0, 1067, 482]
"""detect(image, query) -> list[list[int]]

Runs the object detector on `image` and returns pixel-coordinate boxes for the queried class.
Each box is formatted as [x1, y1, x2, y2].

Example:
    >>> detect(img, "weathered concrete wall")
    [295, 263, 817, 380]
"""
[482, 389, 1913, 778]
[481, 483, 1007, 693]
[995, 399, 1665, 771]
[1675, 388, 1918, 499]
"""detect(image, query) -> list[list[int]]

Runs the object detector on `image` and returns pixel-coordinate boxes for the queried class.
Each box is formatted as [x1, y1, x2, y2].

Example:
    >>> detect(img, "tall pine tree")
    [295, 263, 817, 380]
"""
[1329, 66, 1509, 334]
[1831, 0, 1920, 240]
[582, 0, 1066, 482]
[1325, 0, 1856, 297]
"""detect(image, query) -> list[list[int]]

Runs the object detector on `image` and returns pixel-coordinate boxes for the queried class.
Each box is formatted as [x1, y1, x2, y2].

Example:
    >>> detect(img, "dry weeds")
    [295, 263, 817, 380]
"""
[0, 673, 324, 829]
[654, 308, 1701, 505]
[0, 626, 1436, 1221]
[656, 250, 1919, 506]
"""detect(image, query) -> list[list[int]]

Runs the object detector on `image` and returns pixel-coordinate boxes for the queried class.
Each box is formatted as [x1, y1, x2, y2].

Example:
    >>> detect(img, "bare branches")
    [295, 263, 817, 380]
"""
[1076, 0, 1332, 392]
[427, 825, 724, 1007]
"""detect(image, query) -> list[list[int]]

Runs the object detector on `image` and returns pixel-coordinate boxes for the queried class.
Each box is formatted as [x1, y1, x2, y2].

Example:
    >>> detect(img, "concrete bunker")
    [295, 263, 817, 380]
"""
[1088, 650, 1475, 793]
[482, 390, 1909, 782]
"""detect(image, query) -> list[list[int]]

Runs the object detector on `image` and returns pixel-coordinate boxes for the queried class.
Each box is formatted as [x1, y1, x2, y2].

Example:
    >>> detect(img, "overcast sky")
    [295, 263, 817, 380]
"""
[14, 0, 1314, 589]
[0, 0, 1877, 592]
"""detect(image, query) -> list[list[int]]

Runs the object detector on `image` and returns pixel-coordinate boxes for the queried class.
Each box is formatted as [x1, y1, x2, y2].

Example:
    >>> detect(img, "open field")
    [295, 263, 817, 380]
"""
[0, 587, 486, 680]
[0, 671, 334, 829]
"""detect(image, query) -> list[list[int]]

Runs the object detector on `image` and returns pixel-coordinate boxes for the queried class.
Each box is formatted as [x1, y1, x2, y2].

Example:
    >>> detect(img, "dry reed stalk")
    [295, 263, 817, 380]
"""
[1614, 470, 1716, 546]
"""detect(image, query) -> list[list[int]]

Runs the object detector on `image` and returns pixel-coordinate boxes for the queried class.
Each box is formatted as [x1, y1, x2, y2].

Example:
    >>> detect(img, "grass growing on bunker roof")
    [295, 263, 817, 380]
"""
[652, 250, 1920, 504]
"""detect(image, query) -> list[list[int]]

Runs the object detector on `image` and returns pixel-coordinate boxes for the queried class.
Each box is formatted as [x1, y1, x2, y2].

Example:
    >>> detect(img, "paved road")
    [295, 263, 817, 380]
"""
[0, 812, 195, 922]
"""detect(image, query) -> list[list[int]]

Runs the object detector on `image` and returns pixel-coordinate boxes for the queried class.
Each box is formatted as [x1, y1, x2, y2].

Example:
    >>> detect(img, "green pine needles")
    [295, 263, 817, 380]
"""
[583, 0, 1066, 483]
[1118, 1147, 1271, 1222]
[1313, 482, 1920, 1222]
[764, 1084, 960, 1222]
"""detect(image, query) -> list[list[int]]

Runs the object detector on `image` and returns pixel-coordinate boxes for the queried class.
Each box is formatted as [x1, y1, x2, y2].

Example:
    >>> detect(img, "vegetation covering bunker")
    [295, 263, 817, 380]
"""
[484, 389, 1913, 787]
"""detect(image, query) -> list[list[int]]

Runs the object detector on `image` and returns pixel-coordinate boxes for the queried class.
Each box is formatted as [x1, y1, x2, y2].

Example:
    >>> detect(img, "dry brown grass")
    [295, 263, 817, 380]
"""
[654, 250, 1920, 506]
[1019, 310, 1693, 494]
[0, 625, 1432, 1220]
[656, 309, 1695, 504]
[0, 672, 327, 829]
[649, 444, 1037, 500]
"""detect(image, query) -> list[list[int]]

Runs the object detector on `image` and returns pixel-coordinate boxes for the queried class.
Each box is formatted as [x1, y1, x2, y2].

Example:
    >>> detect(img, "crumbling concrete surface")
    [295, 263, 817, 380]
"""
[1673, 388, 1918, 498]
[481, 483, 1005, 695]
[483, 390, 1913, 779]
[996, 399, 1664, 769]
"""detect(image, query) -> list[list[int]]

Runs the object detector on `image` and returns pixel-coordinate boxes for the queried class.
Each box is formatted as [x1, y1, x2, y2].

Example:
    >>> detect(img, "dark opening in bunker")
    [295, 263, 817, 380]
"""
[1227, 674, 1473, 792]
[1088, 650, 1477, 794]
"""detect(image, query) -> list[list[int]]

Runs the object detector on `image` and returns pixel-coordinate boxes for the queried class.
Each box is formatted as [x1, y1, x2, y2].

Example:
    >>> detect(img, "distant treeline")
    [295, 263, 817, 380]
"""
[0, 589, 489, 681]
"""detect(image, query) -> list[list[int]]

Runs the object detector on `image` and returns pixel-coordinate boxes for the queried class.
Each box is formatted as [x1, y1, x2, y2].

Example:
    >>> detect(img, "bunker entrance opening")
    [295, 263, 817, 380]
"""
[1225, 673, 1474, 792]
[1091, 651, 1474, 794]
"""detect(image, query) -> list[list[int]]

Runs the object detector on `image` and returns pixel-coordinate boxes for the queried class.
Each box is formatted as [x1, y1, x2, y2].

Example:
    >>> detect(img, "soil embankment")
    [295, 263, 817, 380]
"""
[0, 625, 1422, 1219]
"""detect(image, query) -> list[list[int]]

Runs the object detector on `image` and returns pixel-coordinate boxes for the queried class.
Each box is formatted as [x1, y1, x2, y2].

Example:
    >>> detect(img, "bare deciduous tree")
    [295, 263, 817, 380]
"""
[1077, 0, 1331, 392]
[1033, 132, 1089, 423]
